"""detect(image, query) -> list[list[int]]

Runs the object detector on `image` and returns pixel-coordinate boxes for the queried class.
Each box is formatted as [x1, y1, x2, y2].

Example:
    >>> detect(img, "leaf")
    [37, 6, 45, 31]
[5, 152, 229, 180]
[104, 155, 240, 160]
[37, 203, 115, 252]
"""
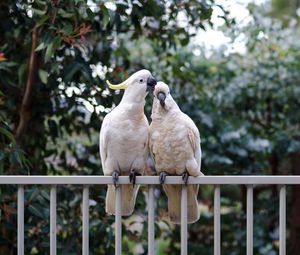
[40, 190, 50, 201]
[101, 5, 110, 27]
[28, 188, 40, 201]
[58, 9, 74, 18]
[45, 42, 54, 63]
[10, 150, 22, 165]
[52, 37, 61, 50]
[36, 15, 49, 27]
[0, 126, 16, 143]
[31, 8, 47, 16]
[18, 63, 27, 85]
[62, 23, 73, 35]
[38, 69, 48, 84]
[28, 204, 44, 219]
[86, 8, 94, 20]
[64, 62, 82, 81]
[36, 0, 47, 6]
[35, 42, 46, 51]
[0, 61, 18, 72]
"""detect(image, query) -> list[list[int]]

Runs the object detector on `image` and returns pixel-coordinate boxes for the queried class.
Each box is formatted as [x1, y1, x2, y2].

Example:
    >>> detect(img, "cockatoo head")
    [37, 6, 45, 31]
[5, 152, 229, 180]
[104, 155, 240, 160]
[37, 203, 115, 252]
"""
[106, 70, 157, 101]
[153, 81, 171, 108]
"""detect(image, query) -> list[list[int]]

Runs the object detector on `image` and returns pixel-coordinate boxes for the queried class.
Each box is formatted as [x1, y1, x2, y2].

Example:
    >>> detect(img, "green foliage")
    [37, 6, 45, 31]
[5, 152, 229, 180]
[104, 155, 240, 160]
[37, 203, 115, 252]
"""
[270, 0, 300, 21]
[1, 0, 300, 254]
[0, 111, 29, 174]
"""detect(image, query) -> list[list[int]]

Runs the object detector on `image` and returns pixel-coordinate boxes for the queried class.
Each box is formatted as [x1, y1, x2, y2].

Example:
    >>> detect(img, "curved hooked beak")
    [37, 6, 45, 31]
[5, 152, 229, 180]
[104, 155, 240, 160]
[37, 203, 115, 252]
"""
[106, 77, 130, 90]
[157, 92, 166, 107]
[146, 75, 157, 93]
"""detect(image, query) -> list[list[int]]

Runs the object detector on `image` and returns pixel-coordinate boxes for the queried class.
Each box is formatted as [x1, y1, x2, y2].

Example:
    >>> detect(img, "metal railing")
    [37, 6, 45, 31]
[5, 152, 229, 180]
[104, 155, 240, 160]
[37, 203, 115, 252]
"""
[0, 175, 297, 255]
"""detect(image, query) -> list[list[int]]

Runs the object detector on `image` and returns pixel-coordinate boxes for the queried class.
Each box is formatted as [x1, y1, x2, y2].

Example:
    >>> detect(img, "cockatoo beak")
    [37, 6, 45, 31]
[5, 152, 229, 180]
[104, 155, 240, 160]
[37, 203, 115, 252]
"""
[146, 75, 157, 93]
[157, 92, 166, 107]
[106, 79, 129, 90]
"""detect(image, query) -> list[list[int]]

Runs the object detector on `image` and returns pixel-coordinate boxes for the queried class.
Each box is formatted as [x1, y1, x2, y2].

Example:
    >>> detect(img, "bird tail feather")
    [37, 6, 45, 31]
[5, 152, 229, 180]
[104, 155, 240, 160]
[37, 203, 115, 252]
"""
[106, 184, 139, 216]
[163, 184, 200, 224]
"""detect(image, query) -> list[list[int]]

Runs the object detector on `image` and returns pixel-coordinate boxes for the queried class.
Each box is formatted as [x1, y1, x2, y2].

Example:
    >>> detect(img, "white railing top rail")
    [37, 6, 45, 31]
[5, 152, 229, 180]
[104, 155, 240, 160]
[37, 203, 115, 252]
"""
[0, 175, 299, 185]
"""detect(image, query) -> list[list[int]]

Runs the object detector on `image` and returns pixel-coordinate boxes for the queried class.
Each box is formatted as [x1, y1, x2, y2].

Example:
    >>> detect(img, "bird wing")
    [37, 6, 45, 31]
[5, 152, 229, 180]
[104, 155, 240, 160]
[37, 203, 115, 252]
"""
[187, 127, 197, 153]
[185, 116, 202, 174]
[187, 125, 201, 158]
[99, 117, 110, 173]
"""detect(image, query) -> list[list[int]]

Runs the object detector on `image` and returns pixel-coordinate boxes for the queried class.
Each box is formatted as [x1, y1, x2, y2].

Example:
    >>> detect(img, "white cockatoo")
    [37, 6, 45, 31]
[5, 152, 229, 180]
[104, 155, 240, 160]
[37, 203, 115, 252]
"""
[149, 81, 204, 224]
[100, 69, 157, 216]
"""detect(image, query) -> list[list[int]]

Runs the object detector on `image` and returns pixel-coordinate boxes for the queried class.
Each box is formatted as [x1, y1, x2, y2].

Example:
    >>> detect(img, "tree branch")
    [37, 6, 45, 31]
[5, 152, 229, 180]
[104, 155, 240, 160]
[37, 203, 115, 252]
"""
[15, 26, 39, 144]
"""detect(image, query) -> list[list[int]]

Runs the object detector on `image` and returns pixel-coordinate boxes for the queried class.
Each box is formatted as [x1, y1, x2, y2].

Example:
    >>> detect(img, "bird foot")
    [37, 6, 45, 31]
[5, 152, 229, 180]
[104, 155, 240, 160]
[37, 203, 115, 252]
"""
[182, 171, 189, 185]
[112, 170, 119, 188]
[159, 171, 169, 184]
[129, 169, 141, 187]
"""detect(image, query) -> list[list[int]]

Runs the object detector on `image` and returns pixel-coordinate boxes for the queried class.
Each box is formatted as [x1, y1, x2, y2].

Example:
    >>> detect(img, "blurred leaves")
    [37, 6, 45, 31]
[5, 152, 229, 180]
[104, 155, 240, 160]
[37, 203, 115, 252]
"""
[1, 0, 299, 254]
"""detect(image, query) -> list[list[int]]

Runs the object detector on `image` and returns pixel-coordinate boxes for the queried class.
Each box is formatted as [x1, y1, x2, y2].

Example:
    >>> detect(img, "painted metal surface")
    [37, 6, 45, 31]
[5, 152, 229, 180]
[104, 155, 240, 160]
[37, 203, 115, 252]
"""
[279, 185, 286, 255]
[50, 186, 57, 255]
[214, 185, 221, 255]
[82, 186, 89, 255]
[1, 175, 292, 254]
[181, 185, 188, 255]
[18, 186, 24, 255]
[1, 175, 300, 184]
[247, 185, 253, 255]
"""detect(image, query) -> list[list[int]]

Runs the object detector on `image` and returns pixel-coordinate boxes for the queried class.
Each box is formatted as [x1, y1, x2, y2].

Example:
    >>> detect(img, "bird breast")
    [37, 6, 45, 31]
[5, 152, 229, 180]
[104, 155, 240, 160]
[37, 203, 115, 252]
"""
[150, 114, 194, 175]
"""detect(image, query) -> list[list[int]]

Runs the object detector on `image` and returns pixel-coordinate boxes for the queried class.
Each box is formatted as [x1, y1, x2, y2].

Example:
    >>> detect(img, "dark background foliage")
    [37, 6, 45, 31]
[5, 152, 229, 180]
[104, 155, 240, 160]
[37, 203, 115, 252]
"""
[0, 0, 300, 254]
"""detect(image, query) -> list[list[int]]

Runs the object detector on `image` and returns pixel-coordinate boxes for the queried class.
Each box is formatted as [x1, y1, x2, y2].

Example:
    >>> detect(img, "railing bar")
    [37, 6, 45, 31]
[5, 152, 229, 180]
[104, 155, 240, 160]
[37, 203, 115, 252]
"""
[214, 185, 221, 255]
[1, 176, 300, 185]
[279, 185, 286, 255]
[148, 185, 155, 255]
[181, 185, 188, 255]
[247, 185, 253, 255]
[18, 185, 24, 255]
[50, 185, 57, 255]
[82, 186, 89, 255]
[115, 185, 122, 255]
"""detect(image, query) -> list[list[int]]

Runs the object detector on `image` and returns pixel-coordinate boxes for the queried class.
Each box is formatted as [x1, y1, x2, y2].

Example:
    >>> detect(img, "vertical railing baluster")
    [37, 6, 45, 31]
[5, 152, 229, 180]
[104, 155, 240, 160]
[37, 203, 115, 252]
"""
[115, 185, 122, 255]
[279, 185, 286, 255]
[50, 186, 57, 255]
[247, 185, 253, 255]
[214, 185, 221, 255]
[18, 185, 24, 255]
[82, 186, 89, 255]
[181, 185, 188, 255]
[148, 185, 155, 255]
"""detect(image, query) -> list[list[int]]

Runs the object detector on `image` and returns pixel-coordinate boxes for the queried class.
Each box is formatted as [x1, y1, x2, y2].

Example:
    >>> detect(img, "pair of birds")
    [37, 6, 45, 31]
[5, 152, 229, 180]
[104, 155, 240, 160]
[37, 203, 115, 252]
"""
[99, 69, 204, 224]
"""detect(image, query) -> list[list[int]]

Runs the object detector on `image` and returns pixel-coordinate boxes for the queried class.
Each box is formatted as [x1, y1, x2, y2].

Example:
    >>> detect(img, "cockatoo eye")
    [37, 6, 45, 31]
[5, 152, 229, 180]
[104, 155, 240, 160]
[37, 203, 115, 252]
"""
[139, 78, 144, 83]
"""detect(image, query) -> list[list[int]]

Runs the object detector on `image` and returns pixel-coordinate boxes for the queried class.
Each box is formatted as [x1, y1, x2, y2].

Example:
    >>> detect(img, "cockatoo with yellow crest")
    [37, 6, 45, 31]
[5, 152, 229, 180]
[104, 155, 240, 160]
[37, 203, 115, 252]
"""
[100, 69, 157, 216]
[149, 81, 203, 224]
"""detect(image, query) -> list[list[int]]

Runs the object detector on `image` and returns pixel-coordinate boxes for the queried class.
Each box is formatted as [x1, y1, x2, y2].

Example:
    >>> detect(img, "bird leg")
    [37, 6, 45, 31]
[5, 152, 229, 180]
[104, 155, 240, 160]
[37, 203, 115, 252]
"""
[129, 169, 141, 187]
[182, 171, 189, 185]
[112, 170, 119, 188]
[159, 171, 169, 184]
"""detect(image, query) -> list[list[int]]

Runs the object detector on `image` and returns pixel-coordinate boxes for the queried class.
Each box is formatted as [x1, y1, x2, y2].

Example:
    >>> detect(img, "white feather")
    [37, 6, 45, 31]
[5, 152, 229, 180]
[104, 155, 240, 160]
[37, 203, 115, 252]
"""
[149, 82, 203, 223]
[100, 70, 152, 216]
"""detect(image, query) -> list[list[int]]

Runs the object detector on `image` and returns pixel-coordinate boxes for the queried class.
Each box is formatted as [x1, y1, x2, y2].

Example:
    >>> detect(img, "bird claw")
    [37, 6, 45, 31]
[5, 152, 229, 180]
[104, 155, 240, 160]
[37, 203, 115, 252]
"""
[112, 170, 119, 188]
[182, 171, 189, 185]
[159, 171, 168, 184]
[129, 169, 141, 187]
